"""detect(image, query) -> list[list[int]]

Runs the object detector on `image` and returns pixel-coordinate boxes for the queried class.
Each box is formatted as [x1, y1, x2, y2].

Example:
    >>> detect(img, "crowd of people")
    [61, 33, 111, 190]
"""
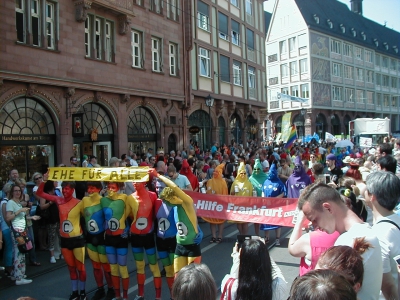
[0, 136, 399, 300]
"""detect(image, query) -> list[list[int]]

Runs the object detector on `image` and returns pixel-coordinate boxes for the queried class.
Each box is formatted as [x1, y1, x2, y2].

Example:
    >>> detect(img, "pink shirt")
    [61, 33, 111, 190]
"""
[299, 230, 340, 276]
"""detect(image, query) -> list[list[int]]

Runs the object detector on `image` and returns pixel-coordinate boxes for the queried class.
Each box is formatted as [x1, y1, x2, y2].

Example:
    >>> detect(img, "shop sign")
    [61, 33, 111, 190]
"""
[189, 126, 200, 133]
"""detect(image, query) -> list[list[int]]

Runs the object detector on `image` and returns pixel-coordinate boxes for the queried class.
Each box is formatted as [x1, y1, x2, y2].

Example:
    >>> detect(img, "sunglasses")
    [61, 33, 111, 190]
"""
[34, 176, 43, 180]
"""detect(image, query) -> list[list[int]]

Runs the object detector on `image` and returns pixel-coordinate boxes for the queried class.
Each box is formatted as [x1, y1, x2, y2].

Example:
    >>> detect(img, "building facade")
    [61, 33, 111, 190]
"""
[0, 0, 190, 184]
[189, 0, 267, 151]
[264, 0, 400, 141]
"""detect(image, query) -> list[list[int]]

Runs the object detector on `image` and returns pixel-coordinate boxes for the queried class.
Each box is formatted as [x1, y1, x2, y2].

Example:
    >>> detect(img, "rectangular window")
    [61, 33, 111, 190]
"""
[291, 85, 299, 97]
[366, 70, 374, 83]
[166, 0, 177, 20]
[391, 77, 398, 89]
[245, 0, 252, 15]
[85, 16, 91, 57]
[290, 61, 298, 76]
[354, 47, 362, 60]
[152, 37, 162, 72]
[376, 93, 382, 106]
[375, 54, 381, 66]
[390, 59, 396, 71]
[31, 0, 40, 46]
[233, 61, 242, 86]
[131, 30, 143, 68]
[383, 94, 389, 107]
[356, 90, 365, 103]
[169, 43, 177, 76]
[366, 91, 374, 104]
[95, 18, 102, 59]
[298, 34, 307, 50]
[199, 47, 211, 77]
[281, 87, 289, 94]
[300, 58, 308, 73]
[330, 40, 341, 54]
[281, 63, 289, 77]
[365, 50, 373, 63]
[231, 19, 240, 46]
[376, 73, 381, 85]
[289, 37, 296, 53]
[220, 55, 230, 82]
[248, 66, 255, 88]
[151, 0, 161, 13]
[382, 75, 389, 87]
[345, 88, 354, 102]
[356, 68, 363, 81]
[16, 0, 25, 42]
[392, 96, 398, 108]
[344, 65, 353, 79]
[280, 40, 287, 55]
[343, 43, 352, 57]
[197, 1, 209, 31]
[332, 86, 342, 101]
[218, 12, 229, 40]
[231, 0, 239, 7]
[85, 16, 115, 62]
[246, 29, 254, 50]
[332, 63, 342, 77]
[105, 21, 112, 62]
[382, 57, 389, 68]
[46, 3, 55, 49]
[300, 83, 309, 98]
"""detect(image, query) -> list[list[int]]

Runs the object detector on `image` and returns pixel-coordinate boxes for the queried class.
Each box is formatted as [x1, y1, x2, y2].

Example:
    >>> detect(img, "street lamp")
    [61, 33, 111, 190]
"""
[205, 94, 214, 150]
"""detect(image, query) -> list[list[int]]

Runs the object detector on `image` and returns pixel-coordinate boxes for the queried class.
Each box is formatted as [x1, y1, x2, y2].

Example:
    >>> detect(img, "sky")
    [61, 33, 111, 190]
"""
[264, 0, 400, 32]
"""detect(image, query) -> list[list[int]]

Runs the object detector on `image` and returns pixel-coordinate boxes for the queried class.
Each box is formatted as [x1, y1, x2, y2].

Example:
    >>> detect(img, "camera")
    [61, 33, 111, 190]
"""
[394, 254, 400, 266]
[236, 235, 261, 249]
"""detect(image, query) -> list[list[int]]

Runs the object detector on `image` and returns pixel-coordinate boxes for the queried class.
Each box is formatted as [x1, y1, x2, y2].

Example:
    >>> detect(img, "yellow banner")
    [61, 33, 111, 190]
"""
[48, 167, 150, 182]
[281, 112, 292, 142]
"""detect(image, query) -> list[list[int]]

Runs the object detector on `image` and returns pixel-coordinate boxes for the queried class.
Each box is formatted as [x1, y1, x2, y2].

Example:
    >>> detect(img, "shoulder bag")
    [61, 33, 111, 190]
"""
[11, 225, 33, 253]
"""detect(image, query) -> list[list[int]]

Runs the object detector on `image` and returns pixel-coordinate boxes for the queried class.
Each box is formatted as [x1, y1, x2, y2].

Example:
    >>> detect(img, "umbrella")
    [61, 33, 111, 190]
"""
[335, 140, 354, 148]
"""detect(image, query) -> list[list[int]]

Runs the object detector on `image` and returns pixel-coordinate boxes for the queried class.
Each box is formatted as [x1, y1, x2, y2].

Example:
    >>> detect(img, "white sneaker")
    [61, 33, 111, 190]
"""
[50, 256, 56, 263]
[275, 239, 280, 246]
[16, 278, 32, 285]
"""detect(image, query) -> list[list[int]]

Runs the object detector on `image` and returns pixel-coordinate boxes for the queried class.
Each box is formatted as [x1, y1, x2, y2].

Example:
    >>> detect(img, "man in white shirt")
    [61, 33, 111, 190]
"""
[366, 171, 400, 300]
[298, 182, 383, 300]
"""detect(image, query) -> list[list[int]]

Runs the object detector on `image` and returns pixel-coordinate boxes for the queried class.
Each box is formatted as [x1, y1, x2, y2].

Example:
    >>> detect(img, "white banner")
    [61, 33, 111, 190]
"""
[359, 137, 373, 148]
[277, 92, 309, 103]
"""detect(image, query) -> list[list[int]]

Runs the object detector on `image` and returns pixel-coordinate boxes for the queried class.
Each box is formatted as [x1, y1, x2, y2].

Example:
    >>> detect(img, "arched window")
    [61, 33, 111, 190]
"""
[230, 114, 242, 144]
[293, 114, 305, 139]
[218, 116, 225, 146]
[127, 106, 157, 154]
[188, 110, 212, 151]
[82, 103, 113, 134]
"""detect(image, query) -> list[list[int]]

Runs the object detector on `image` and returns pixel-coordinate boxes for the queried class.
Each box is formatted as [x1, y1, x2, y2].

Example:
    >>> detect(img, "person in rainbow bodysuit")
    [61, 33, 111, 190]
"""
[230, 162, 253, 235]
[37, 173, 86, 300]
[101, 182, 137, 300]
[150, 169, 202, 274]
[81, 181, 115, 300]
[127, 182, 161, 300]
[249, 159, 268, 236]
[154, 178, 177, 295]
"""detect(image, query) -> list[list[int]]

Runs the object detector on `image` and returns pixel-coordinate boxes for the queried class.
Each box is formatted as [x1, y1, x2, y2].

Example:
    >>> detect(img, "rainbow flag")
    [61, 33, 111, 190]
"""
[284, 125, 297, 149]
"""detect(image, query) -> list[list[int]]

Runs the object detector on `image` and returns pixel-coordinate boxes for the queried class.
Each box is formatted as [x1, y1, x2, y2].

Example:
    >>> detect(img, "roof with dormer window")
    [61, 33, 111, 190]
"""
[295, 0, 400, 58]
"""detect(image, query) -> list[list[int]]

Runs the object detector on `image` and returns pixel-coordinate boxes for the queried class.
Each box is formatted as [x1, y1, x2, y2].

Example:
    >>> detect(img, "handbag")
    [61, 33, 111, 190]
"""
[11, 226, 33, 253]
[220, 277, 236, 300]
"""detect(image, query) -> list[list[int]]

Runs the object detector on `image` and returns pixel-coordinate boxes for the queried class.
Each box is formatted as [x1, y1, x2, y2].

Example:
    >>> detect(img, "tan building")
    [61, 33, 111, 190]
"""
[0, 0, 268, 184]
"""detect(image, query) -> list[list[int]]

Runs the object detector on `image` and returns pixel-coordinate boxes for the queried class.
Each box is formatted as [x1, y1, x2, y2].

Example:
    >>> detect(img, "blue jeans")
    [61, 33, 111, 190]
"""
[2, 227, 13, 267]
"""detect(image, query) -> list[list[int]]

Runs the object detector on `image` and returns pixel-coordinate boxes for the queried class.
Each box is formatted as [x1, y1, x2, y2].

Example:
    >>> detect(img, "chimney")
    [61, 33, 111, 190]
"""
[350, 0, 363, 15]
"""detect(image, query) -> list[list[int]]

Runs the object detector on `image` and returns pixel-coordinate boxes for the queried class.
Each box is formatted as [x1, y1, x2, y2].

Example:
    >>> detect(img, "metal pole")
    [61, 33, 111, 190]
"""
[209, 106, 211, 151]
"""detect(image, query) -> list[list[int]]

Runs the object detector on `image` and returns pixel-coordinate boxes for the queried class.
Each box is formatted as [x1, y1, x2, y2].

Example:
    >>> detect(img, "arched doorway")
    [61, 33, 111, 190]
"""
[245, 115, 258, 141]
[331, 114, 341, 136]
[127, 106, 158, 158]
[230, 114, 242, 145]
[0, 97, 56, 184]
[167, 134, 177, 154]
[316, 113, 327, 139]
[218, 116, 225, 146]
[188, 110, 212, 151]
[293, 114, 305, 139]
[275, 115, 282, 137]
[343, 115, 351, 138]
[74, 103, 114, 167]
